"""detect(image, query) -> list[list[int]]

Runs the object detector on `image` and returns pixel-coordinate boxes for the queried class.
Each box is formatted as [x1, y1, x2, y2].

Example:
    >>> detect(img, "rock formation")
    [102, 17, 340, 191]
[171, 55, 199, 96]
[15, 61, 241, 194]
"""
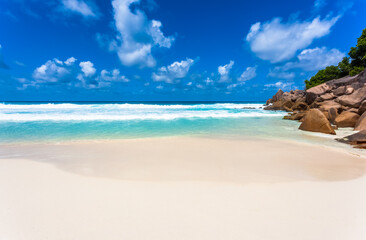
[264, 69, 366, 148]
[299, 109, 336, 135]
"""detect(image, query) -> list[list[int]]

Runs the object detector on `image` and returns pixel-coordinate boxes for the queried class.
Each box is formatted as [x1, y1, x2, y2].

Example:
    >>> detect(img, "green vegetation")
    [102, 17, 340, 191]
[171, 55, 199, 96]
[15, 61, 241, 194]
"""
[305, 28, 366, 89]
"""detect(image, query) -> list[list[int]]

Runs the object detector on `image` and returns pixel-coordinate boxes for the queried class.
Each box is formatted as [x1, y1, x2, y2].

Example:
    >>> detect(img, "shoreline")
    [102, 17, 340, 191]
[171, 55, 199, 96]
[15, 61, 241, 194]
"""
[1, 136, 366, 182]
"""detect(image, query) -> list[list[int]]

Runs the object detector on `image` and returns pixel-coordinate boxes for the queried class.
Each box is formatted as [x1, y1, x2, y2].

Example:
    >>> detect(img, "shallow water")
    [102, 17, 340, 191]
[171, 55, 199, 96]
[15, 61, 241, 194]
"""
[0, 102, 362, 153]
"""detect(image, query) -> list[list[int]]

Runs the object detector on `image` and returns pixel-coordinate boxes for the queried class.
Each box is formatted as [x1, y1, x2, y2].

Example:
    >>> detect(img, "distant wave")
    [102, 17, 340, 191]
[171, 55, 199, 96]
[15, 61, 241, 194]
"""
[0, 103, 284, 122]
[0, 103, 263, 110]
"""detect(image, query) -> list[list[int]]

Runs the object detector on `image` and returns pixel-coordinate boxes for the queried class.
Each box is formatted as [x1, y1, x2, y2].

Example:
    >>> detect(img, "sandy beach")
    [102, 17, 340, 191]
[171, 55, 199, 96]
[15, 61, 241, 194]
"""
[1, 137, 366, 240]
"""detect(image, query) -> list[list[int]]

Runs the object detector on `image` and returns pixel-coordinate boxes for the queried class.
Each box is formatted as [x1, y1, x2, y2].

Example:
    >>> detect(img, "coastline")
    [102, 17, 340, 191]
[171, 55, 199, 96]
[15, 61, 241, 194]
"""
[1, 136, 366, 239]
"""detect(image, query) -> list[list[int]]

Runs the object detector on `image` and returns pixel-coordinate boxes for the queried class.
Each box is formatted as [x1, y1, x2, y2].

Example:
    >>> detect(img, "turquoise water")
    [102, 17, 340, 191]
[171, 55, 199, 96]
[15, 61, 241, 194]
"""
[0, 102, 358, 150]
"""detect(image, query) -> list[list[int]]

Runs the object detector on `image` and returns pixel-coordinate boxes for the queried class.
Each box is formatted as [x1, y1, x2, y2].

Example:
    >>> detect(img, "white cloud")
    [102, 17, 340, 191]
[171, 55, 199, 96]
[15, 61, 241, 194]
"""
[152, 58, 195, 83]
[282, 47, 345, 71]
[111, 0, 175, 68]
[79, 61, 96, 77]
[246, 16, 340, 63]
[23, 57, 129, 89]
[65, 57, 77, 66]
[264, 81, 294, 90]
[218, 60, 234, 82]
[32, 58, 70, 83]
[100, 69, 129, 82]
[238, 66, 257, 82]
[61, 0, 97, 18]
[267, 46, 345, 81]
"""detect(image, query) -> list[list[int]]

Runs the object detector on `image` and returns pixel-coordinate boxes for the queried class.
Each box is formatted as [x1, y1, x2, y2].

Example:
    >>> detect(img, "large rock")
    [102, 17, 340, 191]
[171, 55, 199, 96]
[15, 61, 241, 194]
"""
[299, 109, 336, 135]
[264, 99, 293, 111]
[337, 130, 366, 149]
[358, 100, 366, 115]
[318, 100, 342, 112]
[355, 111, 366, 131]
[333, 86, 346, 96]
[291, 102, 308, 111]
[320, 93, 335, 101]
[283, 112, 306, 121]
[334, 111, 360, 128]
[306, 83, 331, 95]
[272, 89, 284, 102]
[337, 85, 366, 108]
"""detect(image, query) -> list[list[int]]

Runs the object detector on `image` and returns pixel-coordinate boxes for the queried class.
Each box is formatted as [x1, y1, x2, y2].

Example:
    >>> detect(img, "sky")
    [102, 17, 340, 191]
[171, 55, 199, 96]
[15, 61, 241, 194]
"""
[0, 0, 365, 101]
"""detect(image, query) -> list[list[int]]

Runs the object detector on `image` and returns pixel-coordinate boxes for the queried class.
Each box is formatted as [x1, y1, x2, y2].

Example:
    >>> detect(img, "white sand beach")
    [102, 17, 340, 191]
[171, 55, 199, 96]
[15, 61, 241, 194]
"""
[1, 137, 366, 240]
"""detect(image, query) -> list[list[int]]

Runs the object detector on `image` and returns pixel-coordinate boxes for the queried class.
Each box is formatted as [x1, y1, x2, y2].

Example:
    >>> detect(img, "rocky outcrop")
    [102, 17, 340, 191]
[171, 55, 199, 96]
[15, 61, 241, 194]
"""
[355, 112, 366, 131]
[264, 69, 366, 147]
[299, 109, 336, 135]
[336, 85, 366, 108]
[357, 100, 366, 115]
[264, 99, 293, 111]
[334, 112, 360, 128]
[337, 130, 366, 149]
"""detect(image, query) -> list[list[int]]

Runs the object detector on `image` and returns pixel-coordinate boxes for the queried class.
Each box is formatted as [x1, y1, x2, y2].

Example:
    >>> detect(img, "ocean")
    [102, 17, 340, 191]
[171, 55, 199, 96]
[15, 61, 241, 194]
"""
[0, 101, 356, 148]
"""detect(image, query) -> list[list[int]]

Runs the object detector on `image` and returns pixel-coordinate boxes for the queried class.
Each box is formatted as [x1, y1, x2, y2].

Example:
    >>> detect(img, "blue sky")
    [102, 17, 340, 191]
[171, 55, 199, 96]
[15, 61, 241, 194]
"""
[0, 0, 365, 101]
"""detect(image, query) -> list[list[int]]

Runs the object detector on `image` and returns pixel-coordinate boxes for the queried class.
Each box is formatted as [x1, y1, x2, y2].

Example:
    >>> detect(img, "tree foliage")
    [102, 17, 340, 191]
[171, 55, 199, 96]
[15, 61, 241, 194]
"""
[305, 28, 366, 89]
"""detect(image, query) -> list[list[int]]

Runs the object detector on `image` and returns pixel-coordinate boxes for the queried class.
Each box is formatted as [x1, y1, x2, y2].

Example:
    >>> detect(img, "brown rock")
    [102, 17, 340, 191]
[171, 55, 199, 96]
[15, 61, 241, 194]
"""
[322, 111, 330, 120]
[272, 89, 284, 102]
[337, 85, 366, 108]
[345, 87, 354, 95]
[305, 92, 317, 105]
[283, 112, 306, 121]
[347, 108, 359, 113]
[309, 101, 320, 109]
[358, 100, 366, 115]
[299, 109, 336, 135]
[320, 93, 335, 101]
[328, 108, 338, 124]
[355, 111, 366, 131]
[318, 100, 342, 112]
[337, 130, 366, 149]
[264, 99, 293, 111]
[306, 83, 331, 95]
[334, 111, 360, 128]
[295, 96, 306, 103]
[333, 86, 346, 96]
[291, 102, 308, 111]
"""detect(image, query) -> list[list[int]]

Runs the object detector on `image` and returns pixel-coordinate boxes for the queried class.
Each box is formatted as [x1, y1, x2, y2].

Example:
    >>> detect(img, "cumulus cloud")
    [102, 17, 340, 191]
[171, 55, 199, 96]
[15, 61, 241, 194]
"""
[281, 47, 345, 71]
[111, 0, 175, 68]
[238, 66, 257, 82]
[267, 46, 344, 81]
[79, 61, 96, 77]
[152, 58, 195, 83]
[64, 57, 77, 66]
[99, 69, 129, 82]
[61, 0, 98, 18]
[218, 60, 234, 82]
[22, 57, 128, 89]
[32, 58, 71, 84]
[246, 16, 340, 63]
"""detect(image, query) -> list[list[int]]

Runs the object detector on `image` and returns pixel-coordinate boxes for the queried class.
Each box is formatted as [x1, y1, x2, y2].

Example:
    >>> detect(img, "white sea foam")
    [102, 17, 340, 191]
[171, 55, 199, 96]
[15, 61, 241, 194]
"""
[0, 103, 284, 122]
